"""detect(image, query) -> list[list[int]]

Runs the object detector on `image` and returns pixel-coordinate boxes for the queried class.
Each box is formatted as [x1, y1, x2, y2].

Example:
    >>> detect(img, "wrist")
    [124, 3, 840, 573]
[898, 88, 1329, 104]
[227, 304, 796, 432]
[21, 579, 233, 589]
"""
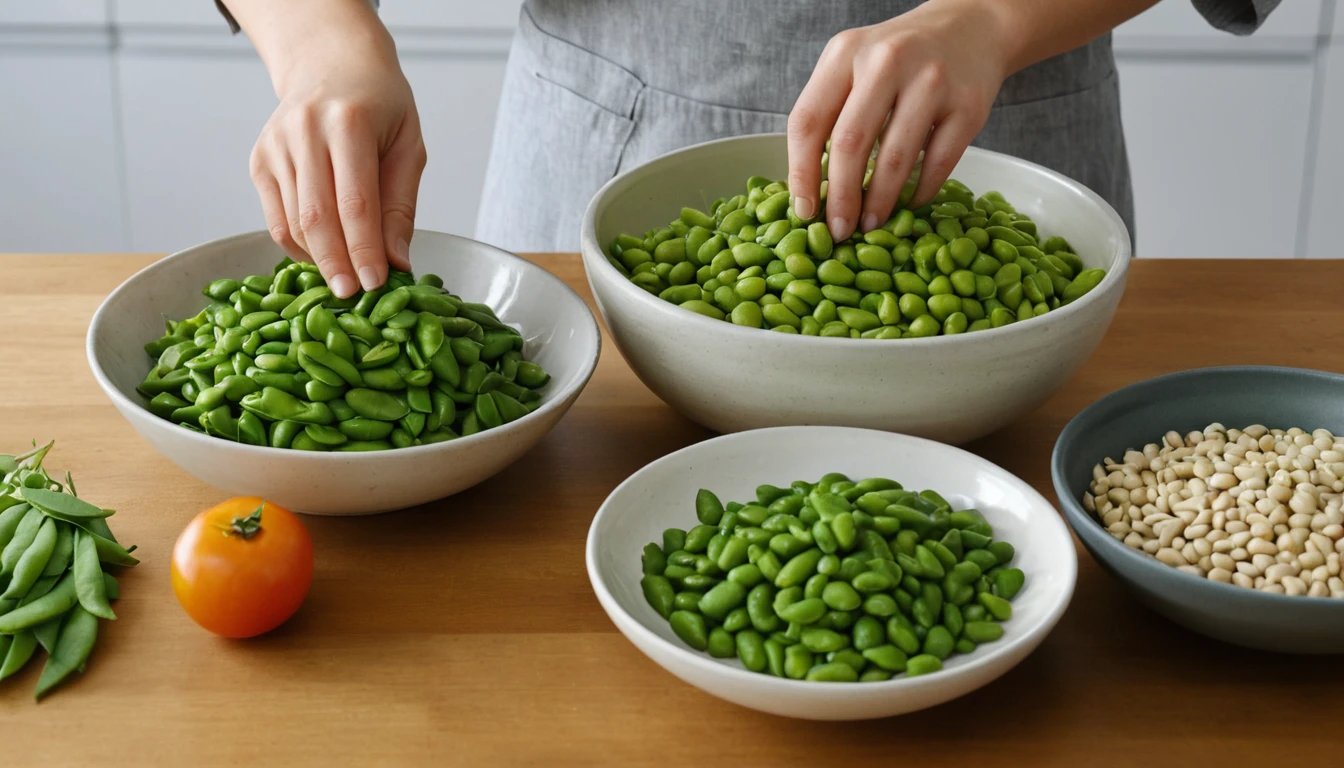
[976, 1, 1028, 75]
[228, 0, 396, 98]
[917, 0, 1017, 79]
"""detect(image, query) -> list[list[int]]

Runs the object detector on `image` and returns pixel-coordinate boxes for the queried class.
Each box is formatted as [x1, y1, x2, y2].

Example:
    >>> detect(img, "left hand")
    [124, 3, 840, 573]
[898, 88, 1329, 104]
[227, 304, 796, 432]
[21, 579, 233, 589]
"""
[787, 0, 1011, 241]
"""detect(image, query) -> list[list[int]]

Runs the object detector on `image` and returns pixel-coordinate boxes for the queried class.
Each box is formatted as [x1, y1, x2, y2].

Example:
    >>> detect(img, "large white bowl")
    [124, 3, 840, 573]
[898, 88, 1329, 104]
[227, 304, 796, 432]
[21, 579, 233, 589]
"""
[88, 230, 601, 515]
[581, 133, 1130, 444]
[586, 426, 1076, 720]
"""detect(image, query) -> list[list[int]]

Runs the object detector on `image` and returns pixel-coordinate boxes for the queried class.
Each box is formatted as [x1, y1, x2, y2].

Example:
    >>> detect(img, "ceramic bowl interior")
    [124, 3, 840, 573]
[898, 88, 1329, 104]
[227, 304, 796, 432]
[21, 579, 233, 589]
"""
[579, 133, 1131, 443]
[88, 230, 601, 515]
[1052, 366, 1344, 653]
[588, 426, 1077, 719]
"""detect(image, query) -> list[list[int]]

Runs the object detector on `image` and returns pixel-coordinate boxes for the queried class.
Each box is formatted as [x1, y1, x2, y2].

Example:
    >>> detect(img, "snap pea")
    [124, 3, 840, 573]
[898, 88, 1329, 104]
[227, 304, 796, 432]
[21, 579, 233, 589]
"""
[0, 630, 38, 681]
[643, 474, 1024, 682]
[0, 517, 57, 600]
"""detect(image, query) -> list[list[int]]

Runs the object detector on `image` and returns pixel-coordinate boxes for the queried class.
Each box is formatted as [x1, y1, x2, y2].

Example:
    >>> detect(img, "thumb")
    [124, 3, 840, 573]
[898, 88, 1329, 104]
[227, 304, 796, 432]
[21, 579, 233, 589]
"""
[380, 130, 427, 273]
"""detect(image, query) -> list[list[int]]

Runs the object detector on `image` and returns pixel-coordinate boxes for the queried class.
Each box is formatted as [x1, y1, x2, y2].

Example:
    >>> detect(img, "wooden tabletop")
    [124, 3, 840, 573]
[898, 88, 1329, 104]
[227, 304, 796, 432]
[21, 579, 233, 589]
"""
[2, 254, 1342, 766]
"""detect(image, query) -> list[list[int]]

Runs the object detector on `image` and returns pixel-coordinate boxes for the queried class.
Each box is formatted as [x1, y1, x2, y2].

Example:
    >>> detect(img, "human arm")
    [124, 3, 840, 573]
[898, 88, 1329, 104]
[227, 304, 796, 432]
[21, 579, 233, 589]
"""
[787, 0, 1163, 242]
[222, 0, 425, 297]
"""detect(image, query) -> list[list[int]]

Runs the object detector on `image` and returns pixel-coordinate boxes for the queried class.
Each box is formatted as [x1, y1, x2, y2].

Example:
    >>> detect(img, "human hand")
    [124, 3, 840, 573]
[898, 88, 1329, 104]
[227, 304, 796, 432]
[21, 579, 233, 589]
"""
[787, 0, 1009, 241]
[248, 24, 426, 298]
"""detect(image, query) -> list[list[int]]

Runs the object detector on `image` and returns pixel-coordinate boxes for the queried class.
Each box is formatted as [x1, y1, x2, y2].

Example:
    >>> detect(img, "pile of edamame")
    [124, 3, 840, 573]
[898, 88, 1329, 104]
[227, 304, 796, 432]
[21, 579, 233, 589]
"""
[606, 172, 1105, 338]
[0, 441, 138, 699]
[139, 259, 551, 451]
[640, 474, 1024, 682]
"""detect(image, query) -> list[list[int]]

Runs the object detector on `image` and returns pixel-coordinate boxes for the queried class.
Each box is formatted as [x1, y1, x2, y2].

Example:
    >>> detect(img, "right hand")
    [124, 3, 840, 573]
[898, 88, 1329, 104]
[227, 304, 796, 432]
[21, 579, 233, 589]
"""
[249, 33, 426, 298]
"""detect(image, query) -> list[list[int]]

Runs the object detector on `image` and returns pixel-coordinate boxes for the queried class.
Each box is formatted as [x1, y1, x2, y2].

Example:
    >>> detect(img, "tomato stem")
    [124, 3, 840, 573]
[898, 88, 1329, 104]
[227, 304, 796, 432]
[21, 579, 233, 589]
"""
[223, 503, 264, 540]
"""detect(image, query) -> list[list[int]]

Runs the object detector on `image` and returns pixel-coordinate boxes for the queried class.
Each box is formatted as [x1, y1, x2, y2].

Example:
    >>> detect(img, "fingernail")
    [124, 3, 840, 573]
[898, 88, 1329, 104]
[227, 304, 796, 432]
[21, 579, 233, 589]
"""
[829, 217, 850, 241]
[357, 266, 380, 291]
[861, 213, 878, 233]
[330, 273, 357, 299]
[396, 238, 410, 266]
[794, 196, 816, 221]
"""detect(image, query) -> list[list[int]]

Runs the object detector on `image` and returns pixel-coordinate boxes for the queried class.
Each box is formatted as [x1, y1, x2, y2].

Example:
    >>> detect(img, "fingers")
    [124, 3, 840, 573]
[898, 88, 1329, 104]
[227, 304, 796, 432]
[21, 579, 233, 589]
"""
[379, 114, 426, 273]
[328, 109, 388, 291]
[293, 124, 360, 299]
[860, 77, 939, 231]
[911, 111, 978, 207]
[787, 39, 853, 224]
[250, 148, 307, 262]
[823, 58, 903, 241]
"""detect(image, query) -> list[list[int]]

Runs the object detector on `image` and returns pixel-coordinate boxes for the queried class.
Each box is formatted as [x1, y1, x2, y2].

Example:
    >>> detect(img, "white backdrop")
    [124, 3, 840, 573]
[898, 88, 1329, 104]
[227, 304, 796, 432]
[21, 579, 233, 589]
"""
[1, 0, 1339, 258]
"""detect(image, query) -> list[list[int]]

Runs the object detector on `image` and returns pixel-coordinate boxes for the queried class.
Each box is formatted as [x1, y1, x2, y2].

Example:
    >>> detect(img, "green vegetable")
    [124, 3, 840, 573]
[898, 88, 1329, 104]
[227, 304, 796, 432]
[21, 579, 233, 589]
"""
[609, 174, 1103, 337]
[640, 474, 1024, 682]
[0, 441, 137, 699]
[138, 260, 551, 450]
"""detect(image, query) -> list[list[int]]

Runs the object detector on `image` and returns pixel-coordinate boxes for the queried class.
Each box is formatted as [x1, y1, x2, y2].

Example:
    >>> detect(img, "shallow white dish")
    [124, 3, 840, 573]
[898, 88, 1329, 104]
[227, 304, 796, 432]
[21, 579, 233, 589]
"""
[580, 133, 1130, 444]
[586, 426, 1076, 720]
[88, 229, 601, 515]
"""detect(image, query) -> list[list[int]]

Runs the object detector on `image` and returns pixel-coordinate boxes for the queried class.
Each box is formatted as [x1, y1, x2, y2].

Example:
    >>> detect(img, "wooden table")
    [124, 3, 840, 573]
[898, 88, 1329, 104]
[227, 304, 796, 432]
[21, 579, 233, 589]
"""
[2, 254, 1342, 766]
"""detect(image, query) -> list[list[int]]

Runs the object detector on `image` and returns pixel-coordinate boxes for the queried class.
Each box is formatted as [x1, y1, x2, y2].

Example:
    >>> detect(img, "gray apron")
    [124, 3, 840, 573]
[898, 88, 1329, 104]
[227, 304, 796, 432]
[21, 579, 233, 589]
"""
[476, 0, 1274, 252]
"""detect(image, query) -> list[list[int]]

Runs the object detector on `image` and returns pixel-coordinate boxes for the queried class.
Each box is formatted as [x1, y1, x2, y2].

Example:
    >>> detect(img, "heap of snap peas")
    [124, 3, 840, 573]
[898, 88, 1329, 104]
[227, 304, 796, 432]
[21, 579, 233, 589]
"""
[606, 167, 1105, 338]
[0, 441, 139, 699]
[139, 259, 551, 451]
[640, 474, 1025, 682]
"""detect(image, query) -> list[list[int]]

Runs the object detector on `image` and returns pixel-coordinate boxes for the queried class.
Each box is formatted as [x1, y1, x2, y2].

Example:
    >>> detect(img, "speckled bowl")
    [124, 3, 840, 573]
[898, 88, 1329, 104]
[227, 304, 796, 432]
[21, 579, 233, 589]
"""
[1052, 366, 1344, 653]
[580, 133, 1130, 445]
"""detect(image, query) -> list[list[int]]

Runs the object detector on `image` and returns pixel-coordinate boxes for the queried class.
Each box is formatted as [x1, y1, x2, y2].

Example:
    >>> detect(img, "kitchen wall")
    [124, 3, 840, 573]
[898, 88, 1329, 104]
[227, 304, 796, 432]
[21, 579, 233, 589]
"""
[1, 0, 1338, 258]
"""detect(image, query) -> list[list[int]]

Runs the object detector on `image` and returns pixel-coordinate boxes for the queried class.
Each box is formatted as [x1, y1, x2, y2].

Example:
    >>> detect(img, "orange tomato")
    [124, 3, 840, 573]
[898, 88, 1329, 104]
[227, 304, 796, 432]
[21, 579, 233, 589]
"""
[171, 496, 313, 638]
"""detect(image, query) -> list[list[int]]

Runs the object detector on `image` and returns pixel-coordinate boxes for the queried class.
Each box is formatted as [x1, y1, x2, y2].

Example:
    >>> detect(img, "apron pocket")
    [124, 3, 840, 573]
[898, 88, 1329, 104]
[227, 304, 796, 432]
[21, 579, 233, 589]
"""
[476, 14, 641, 252]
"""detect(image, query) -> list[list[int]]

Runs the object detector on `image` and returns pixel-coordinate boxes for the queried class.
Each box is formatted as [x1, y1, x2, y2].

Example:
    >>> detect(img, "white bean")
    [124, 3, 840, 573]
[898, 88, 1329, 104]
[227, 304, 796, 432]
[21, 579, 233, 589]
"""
[1283, 576, 1308, 596]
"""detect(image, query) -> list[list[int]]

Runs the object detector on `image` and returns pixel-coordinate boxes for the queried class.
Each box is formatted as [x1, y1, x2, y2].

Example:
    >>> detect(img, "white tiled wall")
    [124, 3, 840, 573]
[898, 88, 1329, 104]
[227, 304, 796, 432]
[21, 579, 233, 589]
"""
[0, 0, 1339, 258]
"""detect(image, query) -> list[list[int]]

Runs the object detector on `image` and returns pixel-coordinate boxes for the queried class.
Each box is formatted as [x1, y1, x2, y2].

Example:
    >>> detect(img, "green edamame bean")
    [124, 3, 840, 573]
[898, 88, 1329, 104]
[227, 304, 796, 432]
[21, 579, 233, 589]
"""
[905, 653, 943, 677]
[799, 627, 848, 653]
[774, 548, 823, 588]
[994, 567, 1025, 599]
[747, 583, 779, 633]
[852, 615, 885, 651]
[708, 627, 736, 658]
[821, 580, 861, 612]
[805, 661, 858, 682]
[978, 591, 1013, 621]
[922, 625, 954, 660]
[964, 620, 1005, 643]
[777, 596, 826, 625]
[695, 489, 725, 525]
[784, 643, 813, 679]
[698, 580, 746, 620]
[733, 630, 767, 672]
[669, 610, 708, 651]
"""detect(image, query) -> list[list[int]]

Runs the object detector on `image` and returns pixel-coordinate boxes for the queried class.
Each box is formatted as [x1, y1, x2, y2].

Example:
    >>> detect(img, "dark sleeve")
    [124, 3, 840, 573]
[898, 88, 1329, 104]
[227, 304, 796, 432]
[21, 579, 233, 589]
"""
[1190, 0, 1283, 36]
[214, 1, 381, 34]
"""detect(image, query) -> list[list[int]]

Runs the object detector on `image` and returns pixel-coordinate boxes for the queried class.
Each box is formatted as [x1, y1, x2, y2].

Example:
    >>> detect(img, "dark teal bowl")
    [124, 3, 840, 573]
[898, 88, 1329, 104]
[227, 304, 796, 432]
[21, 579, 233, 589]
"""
[1052, 366, 1344, 654]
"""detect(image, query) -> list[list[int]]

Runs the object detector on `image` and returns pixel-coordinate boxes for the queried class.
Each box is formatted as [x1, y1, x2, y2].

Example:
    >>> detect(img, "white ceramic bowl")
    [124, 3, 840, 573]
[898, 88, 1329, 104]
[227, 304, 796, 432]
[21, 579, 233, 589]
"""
[581, 133, 1130, 444]
[586, 426, 1076, 720]
[88, 230, 600, 515]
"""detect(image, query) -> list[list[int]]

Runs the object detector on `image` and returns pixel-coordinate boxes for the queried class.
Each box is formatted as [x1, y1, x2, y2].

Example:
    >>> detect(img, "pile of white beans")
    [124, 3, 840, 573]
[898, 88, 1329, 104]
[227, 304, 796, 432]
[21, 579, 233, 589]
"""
[1084, 424, 1344, 598]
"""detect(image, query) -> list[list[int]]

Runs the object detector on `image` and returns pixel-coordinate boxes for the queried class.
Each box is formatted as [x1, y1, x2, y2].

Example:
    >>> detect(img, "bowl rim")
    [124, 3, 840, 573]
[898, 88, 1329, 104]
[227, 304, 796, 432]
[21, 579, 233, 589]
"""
[580, 132, 1131, 349]
[86, 228, 603, 459]
[586, 425, 1079, 690]
[1051, 364, 1344, 611]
